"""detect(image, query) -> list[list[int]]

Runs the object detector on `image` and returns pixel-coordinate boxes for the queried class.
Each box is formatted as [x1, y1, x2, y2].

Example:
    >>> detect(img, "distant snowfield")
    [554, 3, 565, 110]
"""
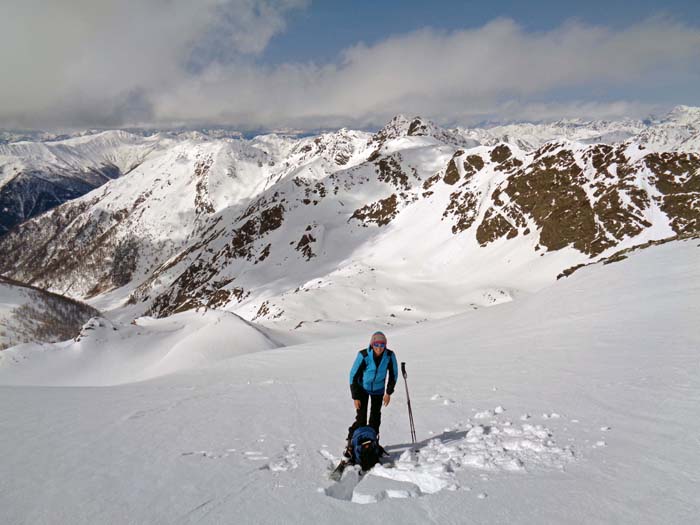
[0, 239, 698, 524]
[0, 310, 281, 386]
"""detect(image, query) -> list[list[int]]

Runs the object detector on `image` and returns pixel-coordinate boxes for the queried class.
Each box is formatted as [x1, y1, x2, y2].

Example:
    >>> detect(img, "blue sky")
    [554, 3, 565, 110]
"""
[260, 0, 700, 120]
[1, 0, 699, 130]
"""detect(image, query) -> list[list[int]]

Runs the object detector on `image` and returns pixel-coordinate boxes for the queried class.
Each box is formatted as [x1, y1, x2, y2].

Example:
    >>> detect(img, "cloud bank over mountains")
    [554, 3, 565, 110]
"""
[2, 1, 699, 130]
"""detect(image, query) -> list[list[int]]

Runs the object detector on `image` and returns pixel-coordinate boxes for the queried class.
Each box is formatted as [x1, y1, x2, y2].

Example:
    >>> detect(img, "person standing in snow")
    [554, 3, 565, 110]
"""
[344, 331, 398, 458]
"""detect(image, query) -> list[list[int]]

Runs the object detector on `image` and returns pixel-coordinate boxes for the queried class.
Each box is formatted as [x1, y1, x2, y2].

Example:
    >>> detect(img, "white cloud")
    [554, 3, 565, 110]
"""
[1, 8, 698, 130]
[468, 100, 662, 125]
[0, 0, 308, 128]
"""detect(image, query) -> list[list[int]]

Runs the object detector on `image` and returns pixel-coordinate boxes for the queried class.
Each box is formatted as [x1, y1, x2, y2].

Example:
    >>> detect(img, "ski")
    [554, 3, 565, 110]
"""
[329, 448, 393, 482]
[378, 455, 395, 468]
[329, 459, 351, 481]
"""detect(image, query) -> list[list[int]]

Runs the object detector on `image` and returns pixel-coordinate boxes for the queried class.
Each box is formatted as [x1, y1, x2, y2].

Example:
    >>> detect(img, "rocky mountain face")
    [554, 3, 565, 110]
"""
[0, 108, 698, 329]
[0, 276, 99, 350]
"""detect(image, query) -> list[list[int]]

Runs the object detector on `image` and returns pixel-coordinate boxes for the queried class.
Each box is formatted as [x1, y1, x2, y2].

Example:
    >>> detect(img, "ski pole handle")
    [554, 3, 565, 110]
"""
[401, 361, 407, 378]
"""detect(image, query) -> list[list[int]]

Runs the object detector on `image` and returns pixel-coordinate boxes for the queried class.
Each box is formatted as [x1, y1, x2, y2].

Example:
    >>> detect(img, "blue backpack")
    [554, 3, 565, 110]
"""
[351, 426, 383, 470]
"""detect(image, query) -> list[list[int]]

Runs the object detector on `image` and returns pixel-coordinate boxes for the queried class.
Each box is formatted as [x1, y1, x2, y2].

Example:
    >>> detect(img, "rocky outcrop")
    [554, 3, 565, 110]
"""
[350, 194, 399, 227]
[464, 143, 699, 256]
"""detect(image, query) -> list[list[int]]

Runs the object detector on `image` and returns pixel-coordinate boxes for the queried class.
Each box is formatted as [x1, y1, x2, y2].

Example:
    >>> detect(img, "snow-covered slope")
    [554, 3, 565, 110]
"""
[0, 309, 281, 386]
[0, 276, 98, 350]
[0, 237, 697, 523]
[0, 131, 167, 234]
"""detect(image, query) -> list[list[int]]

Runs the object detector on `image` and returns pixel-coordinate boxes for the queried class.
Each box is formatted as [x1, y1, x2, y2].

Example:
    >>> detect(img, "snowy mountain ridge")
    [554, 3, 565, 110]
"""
[2, 106, 698, 236]
[458, 105, 700, 152]
[0, 107, 697, 336]
[0, 130, 170, 234]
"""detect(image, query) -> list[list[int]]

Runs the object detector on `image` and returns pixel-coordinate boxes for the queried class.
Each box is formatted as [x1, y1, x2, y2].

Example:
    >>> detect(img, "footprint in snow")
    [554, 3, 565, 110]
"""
[431, 394, 456, 404]
[264, 444, 299, 472]
[319, 448, 336, 462]
[244, 451, 269, 460]
[181, 450, 230, 459]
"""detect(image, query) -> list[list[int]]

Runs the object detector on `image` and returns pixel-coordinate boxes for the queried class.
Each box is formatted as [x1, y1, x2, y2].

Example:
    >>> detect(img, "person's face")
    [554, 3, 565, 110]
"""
[371, 341, 386, 355]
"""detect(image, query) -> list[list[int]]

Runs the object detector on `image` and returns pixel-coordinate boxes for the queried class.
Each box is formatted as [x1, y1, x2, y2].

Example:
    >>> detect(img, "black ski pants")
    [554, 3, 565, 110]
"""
[347, 391, 383, 445]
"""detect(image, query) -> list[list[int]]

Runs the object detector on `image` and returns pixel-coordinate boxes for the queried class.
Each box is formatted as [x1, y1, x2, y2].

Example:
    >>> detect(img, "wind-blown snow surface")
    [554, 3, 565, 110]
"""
[0, 239, 698, 524]
[0, 310, 281, 386]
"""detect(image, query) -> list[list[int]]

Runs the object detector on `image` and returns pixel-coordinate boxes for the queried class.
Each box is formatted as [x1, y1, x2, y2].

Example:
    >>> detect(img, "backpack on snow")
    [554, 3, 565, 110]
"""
[351, 426, 383, 471]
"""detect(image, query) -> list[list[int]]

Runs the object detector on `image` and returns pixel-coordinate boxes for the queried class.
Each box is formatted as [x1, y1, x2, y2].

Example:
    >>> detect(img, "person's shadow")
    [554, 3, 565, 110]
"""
[383, 427, 490, 459]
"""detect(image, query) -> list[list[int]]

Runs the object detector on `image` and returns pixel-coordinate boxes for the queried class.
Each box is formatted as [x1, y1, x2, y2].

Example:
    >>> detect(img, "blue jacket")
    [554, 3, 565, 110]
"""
[349, 346, 399, 398]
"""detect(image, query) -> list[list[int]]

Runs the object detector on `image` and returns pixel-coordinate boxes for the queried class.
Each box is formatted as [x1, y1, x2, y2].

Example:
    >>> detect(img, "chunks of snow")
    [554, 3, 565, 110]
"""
[542, 412, 561, 419]
[337, 419, 574, 503]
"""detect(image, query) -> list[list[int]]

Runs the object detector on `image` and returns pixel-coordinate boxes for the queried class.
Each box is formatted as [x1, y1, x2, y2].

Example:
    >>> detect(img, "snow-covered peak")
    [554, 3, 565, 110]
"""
[632, 106, 700, 152]
[457, 106, 700, 152]
[458, 118, 647, 151]
[375, 114, 413, 138]
[661, 105, 700, 127]
[285, 127, 372, 170]
[375, 115, 448, 140]
[372, 115, 477, 149]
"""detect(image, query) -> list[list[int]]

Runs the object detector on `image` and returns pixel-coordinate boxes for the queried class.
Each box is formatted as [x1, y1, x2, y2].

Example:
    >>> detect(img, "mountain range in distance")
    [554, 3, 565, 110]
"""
[0, 106, 698, 348]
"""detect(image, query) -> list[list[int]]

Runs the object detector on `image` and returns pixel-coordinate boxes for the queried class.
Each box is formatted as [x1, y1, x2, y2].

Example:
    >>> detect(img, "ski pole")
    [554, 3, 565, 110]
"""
[401, 362, 417, 444]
